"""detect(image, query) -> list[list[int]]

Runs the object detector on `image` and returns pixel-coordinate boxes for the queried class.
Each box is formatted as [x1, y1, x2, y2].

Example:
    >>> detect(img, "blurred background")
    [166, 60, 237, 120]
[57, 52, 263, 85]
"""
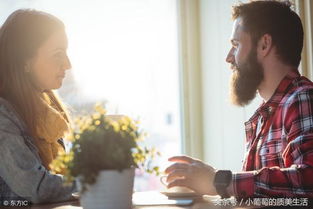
[1, 0, 181, 191]
[1, 0, 312, 192]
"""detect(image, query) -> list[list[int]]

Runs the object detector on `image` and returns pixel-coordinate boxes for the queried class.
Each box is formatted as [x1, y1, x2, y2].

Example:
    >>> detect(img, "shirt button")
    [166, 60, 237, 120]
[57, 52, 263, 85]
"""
[268, 107, 272, 112]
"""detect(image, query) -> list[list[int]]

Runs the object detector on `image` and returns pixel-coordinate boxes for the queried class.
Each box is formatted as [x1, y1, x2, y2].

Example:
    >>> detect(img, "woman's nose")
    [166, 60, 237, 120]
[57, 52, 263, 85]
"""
[63, 55, 72, 70]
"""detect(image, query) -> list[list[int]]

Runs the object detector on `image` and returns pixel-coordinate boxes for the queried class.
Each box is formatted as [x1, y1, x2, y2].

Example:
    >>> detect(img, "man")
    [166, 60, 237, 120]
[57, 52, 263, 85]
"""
[165, 0, 313, 199]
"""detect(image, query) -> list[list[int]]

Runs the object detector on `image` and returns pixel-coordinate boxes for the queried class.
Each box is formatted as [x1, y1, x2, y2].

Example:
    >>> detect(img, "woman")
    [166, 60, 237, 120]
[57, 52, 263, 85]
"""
[0, 9, 76, 203]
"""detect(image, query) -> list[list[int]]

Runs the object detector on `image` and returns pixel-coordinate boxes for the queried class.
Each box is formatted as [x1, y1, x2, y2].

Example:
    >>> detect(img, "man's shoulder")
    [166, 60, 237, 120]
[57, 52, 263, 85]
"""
[281, 77, 313, 105]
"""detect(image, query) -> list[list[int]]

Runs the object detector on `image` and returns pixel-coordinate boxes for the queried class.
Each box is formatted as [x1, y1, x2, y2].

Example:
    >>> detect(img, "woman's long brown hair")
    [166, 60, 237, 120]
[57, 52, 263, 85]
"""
[0, 9, 69, 138]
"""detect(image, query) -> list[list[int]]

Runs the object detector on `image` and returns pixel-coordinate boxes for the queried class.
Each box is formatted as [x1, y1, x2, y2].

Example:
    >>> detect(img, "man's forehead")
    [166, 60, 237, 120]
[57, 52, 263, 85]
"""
[231, 18, 245, 40]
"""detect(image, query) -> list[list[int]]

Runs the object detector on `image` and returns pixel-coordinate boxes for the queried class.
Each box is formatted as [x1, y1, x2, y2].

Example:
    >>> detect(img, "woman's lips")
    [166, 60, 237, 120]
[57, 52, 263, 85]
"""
[57, 74, 65, 78]
[57, 75, 65, 80]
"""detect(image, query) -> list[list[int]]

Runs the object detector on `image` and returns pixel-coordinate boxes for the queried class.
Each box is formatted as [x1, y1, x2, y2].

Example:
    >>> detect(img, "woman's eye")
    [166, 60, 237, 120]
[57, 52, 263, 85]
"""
[54, 52, 64, 59]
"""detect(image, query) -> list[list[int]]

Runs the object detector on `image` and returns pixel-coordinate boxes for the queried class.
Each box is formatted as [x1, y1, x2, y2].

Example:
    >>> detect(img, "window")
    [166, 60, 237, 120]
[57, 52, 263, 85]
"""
[1, 0, 182, 191]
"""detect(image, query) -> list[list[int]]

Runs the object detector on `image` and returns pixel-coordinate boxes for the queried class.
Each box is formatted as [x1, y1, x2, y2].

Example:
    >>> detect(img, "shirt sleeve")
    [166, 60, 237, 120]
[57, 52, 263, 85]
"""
[232, 88, 313, 198]
[0, 115, 76, 204]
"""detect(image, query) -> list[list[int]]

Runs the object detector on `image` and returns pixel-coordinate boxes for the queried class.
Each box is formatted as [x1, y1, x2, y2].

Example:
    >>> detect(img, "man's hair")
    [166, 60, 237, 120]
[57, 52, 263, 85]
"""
[232, 0, 303, 67]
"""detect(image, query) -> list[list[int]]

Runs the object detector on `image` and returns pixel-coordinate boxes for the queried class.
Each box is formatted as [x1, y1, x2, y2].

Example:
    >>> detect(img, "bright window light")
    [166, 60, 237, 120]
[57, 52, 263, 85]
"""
[1, 0, 181, 191]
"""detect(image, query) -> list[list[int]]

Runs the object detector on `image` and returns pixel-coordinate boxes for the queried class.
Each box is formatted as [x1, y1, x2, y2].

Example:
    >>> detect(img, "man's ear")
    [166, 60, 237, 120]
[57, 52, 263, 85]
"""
[258, 34, 272, 57]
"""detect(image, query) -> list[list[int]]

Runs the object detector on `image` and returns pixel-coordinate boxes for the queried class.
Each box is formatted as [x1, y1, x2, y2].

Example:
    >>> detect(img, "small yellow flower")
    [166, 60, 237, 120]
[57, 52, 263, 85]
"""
[85, 118, 92, 125]
[111, 121, 120, 132]
[95, 103, 107, 114]
[92, 113, 101, 120]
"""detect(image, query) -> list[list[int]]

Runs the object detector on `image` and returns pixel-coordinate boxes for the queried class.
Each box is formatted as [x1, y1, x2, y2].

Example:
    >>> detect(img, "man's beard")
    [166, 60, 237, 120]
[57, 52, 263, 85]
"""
[229, 48, 264, 106]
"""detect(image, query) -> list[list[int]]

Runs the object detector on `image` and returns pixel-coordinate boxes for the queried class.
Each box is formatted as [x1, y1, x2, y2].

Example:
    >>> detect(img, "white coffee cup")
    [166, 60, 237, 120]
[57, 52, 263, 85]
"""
[160, 175, 168, 186]
[159, 175, 193, 193]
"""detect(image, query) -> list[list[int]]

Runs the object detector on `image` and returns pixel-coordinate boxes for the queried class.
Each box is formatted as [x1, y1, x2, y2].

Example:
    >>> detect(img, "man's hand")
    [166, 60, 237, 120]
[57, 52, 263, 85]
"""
[164, 155, 218, 195]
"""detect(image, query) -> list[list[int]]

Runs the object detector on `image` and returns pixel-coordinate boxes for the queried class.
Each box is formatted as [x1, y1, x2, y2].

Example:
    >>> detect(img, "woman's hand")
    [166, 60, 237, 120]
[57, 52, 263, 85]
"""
[165, 155, 218, 195]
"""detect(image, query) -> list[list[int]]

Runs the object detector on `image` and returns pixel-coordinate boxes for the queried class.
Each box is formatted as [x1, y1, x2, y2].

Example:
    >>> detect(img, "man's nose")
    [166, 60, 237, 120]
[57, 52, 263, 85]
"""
[225, 49, 234, 63]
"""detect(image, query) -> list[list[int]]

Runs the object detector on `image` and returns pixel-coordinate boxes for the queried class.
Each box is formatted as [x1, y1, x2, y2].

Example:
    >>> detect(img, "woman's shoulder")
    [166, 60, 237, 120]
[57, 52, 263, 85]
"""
[0, 97, 17, 118]
[0, 97, 15, 110]
[0, 97, 25, 134]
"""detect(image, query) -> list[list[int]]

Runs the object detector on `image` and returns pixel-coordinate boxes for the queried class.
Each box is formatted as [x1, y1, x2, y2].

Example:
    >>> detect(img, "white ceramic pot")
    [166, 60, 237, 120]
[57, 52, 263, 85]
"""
[80, 168, 135, 209]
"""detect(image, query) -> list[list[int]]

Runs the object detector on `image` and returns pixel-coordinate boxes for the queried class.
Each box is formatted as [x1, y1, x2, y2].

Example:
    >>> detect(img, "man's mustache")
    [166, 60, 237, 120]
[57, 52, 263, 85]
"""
[230, 63, 239, 71]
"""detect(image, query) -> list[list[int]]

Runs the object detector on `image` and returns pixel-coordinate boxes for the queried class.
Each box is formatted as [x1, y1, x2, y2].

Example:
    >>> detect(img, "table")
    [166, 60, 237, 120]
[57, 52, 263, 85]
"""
[29, 192, 259, 209]
[30, 200, 254, 209]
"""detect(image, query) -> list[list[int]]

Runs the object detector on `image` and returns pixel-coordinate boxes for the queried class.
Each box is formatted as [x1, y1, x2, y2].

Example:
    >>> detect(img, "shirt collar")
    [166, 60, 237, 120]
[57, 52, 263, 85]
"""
[265, 70, 300, 107]
[246, 70, 300, 125]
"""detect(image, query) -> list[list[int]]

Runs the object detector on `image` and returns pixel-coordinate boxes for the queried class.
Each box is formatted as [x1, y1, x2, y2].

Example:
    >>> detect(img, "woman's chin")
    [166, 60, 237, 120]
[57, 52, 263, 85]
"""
[50, 82, 63, 90]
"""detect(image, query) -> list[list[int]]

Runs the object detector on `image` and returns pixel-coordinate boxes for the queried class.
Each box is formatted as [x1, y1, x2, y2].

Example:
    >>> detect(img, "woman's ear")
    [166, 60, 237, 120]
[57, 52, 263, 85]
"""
[24, 63, 30, 73]
[258, 33, 272, 57]
[24, 59, 33, 73]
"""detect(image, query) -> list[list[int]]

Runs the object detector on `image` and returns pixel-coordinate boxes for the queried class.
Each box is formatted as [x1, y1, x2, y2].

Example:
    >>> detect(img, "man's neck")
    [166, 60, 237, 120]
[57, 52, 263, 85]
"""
[258, 63, 295, 102]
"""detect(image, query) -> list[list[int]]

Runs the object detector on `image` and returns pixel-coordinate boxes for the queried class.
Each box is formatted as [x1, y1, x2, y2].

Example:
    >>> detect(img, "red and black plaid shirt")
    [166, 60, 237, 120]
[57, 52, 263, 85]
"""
[233, 71, 313, 198]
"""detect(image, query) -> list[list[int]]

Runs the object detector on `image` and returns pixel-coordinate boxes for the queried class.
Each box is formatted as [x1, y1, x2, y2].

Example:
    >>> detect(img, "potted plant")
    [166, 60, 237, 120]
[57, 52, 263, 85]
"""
[51, 104, 159, 209]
